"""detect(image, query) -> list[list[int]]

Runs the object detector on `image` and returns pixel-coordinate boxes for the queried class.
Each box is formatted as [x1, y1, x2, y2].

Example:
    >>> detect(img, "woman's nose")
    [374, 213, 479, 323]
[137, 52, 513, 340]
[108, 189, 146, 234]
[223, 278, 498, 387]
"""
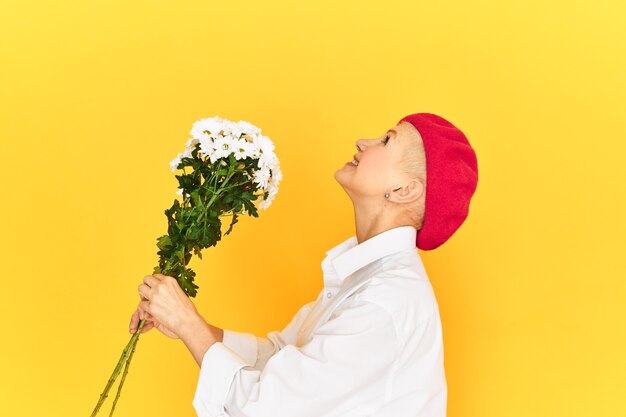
[355, 138, 367, 152]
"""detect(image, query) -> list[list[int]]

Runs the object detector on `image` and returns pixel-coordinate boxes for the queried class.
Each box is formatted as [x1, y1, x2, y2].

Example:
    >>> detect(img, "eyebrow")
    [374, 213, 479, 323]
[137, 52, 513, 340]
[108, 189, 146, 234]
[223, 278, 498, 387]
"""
[385, 129, 398, 139]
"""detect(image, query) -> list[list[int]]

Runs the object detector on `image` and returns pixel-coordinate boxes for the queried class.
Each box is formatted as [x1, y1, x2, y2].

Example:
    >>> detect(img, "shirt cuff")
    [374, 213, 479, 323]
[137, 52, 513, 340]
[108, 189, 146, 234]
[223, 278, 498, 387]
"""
[221, 329, 259, 367]
[192, 342, 254, 417]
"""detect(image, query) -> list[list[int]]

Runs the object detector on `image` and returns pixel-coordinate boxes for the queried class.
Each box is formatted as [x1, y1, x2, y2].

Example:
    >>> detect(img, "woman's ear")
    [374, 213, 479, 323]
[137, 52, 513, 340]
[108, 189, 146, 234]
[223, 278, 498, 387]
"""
[388, 179, 424, 204]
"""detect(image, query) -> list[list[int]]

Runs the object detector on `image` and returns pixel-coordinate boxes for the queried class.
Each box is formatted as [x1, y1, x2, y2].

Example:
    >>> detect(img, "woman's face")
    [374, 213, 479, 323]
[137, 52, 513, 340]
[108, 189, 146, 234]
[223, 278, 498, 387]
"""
[334, 121, 423, 201]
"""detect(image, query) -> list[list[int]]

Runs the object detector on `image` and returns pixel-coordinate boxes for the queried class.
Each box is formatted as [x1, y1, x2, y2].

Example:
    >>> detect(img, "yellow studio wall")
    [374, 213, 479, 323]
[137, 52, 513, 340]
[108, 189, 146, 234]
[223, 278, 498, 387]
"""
[0, 1, 624, 416]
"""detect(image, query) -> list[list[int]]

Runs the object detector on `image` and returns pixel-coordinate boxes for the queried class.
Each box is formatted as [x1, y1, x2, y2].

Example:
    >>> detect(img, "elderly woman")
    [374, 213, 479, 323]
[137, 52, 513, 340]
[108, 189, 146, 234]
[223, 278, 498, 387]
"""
[129, 112, 478, 417]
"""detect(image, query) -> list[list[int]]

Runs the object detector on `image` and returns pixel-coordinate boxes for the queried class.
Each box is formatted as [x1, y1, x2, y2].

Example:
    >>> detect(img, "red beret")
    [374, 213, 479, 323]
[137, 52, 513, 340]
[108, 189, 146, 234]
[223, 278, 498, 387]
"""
[397, 113, 478, 251]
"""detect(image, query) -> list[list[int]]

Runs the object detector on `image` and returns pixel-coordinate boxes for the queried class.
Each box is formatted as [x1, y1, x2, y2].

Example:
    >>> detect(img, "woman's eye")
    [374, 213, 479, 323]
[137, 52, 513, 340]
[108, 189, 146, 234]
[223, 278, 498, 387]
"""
[382, 135, 390, 145]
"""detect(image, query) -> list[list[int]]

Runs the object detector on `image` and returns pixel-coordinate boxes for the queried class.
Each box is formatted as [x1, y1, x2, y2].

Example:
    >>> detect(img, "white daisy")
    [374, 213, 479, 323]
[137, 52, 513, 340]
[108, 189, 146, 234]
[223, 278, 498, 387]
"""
[260, 152, 279, 170]
[247, 140, 261, 159]
[253, 165, 271, 189]
[170, 152, 183, 172]
[237, 120, 262, 136]
[189, 117, 224, 140]
[258, 186, 278, 210]
[226, 120, 244, 139]
[185, 138, 199, 153]
[232, 139, 253, 160]
[198, 137, 216, 158]
[269, 162, 283, 183]
[212, 136, 235, 162]
[182, 146, 193, 159]
[253, 134, 275, 158]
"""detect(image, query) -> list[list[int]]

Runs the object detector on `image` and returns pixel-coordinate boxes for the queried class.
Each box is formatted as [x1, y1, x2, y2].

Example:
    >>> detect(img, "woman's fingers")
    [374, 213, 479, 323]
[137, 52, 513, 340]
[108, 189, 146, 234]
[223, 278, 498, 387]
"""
[129, 305, 156, 334]
[138, 275, 158, 302]
[139, 321, 155, 333]
[129, 309, 140, 333]
[130, 320, 154, 334]
[138, 300, 150, 319]
[130, 309, 156, 334]
[138, 283, 151, 302]
[130, 275, 166, 335]
[144, 274, 161, 287]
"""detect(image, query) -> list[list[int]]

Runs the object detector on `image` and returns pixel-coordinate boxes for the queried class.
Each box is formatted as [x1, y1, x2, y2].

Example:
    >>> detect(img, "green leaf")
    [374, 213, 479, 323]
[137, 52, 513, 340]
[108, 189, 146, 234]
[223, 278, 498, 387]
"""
[224, 212, 239, 235]
[156, 235, 172, 250]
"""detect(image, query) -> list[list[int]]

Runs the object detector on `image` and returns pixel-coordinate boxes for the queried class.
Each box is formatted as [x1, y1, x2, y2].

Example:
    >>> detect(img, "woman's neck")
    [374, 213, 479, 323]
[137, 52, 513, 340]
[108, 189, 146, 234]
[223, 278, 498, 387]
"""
[352, 202, 413, 244]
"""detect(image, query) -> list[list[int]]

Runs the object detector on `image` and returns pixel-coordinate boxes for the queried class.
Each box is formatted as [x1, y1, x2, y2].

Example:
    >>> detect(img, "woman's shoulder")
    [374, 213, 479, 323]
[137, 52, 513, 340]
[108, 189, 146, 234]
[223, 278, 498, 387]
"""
[354, 253, 440, 332]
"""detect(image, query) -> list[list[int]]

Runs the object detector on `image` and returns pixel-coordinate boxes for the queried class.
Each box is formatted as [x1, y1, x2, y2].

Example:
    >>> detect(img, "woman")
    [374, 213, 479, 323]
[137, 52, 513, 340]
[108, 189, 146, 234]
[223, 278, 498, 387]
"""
[129, 112, 479, 417]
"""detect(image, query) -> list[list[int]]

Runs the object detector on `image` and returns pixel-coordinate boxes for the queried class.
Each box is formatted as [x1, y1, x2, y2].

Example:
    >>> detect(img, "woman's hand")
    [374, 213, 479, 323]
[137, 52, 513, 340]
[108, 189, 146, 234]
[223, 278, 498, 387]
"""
[129, 303, 179, 339]
[129, 273, 202, 340]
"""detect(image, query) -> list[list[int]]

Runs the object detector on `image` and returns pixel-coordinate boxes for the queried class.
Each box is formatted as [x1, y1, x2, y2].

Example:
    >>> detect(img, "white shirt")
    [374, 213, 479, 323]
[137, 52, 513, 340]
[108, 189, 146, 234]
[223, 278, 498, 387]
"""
[193, 225, 447, 417]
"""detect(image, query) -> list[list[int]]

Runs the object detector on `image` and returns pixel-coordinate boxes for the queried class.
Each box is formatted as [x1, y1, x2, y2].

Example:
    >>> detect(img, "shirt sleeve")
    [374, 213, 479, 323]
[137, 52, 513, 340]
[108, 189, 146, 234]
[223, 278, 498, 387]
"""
[219, 298, 320, 371]
[192, 297, 399, 417]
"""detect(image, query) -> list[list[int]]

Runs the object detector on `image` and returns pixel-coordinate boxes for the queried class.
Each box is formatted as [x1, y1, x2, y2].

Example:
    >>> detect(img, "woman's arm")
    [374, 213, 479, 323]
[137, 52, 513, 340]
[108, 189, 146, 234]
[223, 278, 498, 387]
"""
[180, 297, 318, 368]
[179, 313, 224, 367]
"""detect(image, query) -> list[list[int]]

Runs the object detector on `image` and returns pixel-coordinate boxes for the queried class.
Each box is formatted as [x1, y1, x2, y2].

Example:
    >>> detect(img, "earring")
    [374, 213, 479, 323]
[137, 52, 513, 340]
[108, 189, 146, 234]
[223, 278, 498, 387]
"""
[384, 193, 389, 198]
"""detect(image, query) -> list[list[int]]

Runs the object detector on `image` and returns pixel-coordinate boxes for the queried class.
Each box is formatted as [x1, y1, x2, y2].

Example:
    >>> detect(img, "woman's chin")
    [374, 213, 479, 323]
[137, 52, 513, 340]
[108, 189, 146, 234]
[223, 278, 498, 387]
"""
[333, 168, 345, 185]
[333, 167, 353, 190]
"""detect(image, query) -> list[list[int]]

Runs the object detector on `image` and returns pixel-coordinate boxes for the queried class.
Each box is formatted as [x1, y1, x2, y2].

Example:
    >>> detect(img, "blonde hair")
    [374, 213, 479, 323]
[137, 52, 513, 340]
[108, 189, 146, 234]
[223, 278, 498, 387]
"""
[398, 123, 427, 230]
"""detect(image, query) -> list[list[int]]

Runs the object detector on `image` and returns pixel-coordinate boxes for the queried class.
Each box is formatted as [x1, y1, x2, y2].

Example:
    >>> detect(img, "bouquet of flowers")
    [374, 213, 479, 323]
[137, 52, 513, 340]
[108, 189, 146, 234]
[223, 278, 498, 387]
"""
[90, 116, 282, 417]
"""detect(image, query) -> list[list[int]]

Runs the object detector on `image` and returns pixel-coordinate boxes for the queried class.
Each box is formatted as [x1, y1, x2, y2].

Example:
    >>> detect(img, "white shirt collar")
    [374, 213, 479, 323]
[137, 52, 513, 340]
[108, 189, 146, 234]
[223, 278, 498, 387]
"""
[324, 225, 418, 284]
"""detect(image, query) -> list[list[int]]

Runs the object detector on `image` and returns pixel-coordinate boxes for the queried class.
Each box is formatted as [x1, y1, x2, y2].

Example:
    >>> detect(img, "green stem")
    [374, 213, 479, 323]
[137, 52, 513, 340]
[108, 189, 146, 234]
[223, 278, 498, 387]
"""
[206, 168, 235, 209]
[108, 321, 143, 417]
[218, 180, 249, 192]
[90, 319, 146, 417]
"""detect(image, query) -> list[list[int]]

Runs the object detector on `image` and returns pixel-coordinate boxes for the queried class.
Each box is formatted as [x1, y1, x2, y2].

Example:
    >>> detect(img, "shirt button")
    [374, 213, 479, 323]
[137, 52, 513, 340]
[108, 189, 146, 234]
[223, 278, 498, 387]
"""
[326, 292, 332, 298]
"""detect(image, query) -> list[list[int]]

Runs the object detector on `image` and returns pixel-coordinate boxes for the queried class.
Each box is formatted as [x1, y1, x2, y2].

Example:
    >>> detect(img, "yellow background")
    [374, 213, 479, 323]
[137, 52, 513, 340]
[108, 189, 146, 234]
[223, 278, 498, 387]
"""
[1, 1, 624, 416]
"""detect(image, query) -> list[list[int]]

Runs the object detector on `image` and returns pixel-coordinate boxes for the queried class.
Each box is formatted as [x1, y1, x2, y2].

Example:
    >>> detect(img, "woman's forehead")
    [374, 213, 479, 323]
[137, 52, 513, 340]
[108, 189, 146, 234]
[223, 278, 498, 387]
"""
[395, 121, 423, 142]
